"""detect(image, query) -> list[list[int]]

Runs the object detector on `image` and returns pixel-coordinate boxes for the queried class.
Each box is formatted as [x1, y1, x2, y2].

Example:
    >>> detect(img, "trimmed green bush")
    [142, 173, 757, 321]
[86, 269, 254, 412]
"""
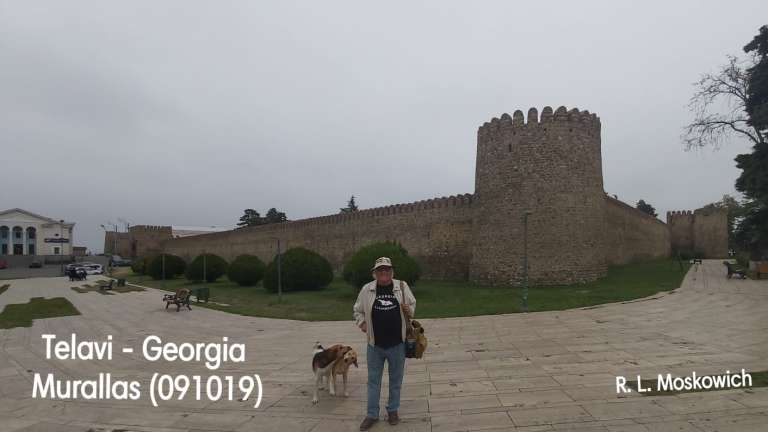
[227, 254, 266, 286]
[263, 247, 333, 292]
[342, 241, 421, 289]
[147, 254, 186, 280]
[185, 253, 228, 283]
[131, 256, 152, 275]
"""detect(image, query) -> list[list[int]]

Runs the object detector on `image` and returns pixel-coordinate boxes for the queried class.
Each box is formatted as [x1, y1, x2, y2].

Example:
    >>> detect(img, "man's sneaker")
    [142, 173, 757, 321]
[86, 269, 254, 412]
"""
[360, 417, 378, 431]
[387, 411, 400, 425]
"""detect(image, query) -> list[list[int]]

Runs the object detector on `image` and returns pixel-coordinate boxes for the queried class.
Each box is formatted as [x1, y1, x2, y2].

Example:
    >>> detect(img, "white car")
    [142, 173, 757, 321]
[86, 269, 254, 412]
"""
[81, 263, 104, 275]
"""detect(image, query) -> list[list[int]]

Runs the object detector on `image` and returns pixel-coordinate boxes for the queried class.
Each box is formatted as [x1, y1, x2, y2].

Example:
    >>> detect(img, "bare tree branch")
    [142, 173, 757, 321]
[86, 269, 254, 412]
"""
[683, 54, 766, 150]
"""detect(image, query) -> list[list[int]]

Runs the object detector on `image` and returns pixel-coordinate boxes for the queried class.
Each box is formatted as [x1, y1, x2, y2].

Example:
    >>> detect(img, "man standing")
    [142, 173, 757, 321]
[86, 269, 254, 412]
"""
[353, 257, 416, 430]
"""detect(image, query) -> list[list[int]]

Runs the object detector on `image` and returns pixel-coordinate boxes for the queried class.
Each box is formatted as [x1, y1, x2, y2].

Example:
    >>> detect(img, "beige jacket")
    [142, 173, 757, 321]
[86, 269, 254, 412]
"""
[353, 279, 416, 347]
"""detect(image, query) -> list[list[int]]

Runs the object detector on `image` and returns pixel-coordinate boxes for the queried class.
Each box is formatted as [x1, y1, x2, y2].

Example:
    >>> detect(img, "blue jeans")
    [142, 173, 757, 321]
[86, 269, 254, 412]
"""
[366, 342, 405, 418]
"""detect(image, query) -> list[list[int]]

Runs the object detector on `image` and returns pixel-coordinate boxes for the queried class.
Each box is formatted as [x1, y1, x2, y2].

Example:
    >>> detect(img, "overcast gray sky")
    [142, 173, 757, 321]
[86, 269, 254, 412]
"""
[1, 1, 765, 253]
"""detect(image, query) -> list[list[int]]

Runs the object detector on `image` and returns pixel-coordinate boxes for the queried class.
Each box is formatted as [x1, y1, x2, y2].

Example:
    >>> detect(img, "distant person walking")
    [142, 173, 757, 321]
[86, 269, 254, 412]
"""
[353, 257, 416, 430]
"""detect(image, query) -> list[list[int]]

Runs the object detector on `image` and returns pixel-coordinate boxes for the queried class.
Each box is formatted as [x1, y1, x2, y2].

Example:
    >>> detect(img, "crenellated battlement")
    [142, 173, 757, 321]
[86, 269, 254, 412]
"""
[666, 210, 695, 223]
[477, 106, 601, 139]
[283, 193, 474, 228]
[130, 225, 172, 232]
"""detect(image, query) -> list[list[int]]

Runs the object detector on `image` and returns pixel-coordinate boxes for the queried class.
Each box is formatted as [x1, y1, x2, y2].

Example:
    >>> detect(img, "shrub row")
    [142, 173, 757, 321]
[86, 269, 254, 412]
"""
[132, 241, 421, 293]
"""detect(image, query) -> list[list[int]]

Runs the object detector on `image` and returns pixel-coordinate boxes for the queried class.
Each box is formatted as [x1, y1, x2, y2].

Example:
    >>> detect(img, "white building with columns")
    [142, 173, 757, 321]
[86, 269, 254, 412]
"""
[0, 208, 75, 256]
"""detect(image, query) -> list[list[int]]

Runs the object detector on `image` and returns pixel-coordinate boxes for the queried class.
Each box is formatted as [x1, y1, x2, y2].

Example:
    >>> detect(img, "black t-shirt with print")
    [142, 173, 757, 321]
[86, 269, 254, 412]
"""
[371, 282, 402, 349]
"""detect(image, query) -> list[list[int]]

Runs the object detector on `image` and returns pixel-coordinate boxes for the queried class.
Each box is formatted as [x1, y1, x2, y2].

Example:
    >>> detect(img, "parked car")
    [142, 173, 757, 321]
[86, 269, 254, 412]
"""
[111, 255, 132, 267]
[29, 260, 43, 268]
[82, 263, 104, 275]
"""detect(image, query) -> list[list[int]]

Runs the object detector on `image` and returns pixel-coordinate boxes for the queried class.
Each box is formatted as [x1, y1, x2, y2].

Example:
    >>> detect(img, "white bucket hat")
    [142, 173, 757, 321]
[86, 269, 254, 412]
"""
[371, 256, 393, 271]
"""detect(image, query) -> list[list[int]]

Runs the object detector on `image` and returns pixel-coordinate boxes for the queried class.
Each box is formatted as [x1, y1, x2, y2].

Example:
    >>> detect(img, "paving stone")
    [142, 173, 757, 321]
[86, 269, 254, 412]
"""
[0, 261, 765, 431]
[508, 405, 593, 426]
[581, 400, 672, 420]
[498, 389, 573, 408]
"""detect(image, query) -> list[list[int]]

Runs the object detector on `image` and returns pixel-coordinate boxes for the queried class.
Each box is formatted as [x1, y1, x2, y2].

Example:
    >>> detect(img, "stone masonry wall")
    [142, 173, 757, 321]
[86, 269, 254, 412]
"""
[667, 209, 728, 259]
[103, 232, 132, 257]
[604, 195, 670, 264]
[692, 208, 728, 258]
[161, 195, 474, 280]
[667, 211, 695, 255]
[129, 225, 172, 259]
[469, 106, 607, 285]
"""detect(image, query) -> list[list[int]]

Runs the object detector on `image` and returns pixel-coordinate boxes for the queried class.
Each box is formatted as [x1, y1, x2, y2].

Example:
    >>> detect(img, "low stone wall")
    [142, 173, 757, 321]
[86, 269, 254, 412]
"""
[604, 196, 670, 265]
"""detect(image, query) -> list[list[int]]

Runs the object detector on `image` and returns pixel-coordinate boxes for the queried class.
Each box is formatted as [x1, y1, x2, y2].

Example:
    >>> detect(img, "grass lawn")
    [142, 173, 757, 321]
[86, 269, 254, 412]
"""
[0, 297, 81, 329]
[126, 258, 690, 321]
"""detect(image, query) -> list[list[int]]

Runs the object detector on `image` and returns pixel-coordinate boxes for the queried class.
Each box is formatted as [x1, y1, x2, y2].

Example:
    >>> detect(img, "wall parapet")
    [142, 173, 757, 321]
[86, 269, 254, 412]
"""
[605, 194, 667, 227]
[130, 225, 172, 232]
[478, 105, 601, 139]
[162, 193, 475, 244]
[264, 193, 474, 229]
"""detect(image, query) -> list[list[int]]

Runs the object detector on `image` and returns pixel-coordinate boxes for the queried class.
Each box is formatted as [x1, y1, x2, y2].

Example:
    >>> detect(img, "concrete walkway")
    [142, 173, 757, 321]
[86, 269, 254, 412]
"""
[0, 260, 767, 431]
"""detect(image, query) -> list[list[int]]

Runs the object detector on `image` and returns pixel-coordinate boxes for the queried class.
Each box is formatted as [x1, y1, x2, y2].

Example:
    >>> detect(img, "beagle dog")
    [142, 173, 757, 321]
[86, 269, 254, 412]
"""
[311, 343, 358, 404]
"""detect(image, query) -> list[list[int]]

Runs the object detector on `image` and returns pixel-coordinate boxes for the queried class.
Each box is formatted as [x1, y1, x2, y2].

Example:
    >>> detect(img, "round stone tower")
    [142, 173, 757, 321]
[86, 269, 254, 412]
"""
[469, 106, 607, 285]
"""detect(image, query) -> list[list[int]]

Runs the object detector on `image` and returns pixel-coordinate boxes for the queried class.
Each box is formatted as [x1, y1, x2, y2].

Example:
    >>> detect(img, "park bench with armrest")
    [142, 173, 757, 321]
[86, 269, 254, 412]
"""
[723, 261, 747, 279]
[163, 288, 192, 312]
[98, 280, 114, 290]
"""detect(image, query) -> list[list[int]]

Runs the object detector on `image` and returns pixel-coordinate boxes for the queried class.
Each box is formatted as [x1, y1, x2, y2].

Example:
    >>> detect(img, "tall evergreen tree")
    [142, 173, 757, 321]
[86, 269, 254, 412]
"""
[744, 25, 768, 132]
[738, 25, 768, 206]
[264, 208, 287, 224]
[636, 199, 658, 217]
[237, 209, 262, 228]
[340, 195, 359, 213]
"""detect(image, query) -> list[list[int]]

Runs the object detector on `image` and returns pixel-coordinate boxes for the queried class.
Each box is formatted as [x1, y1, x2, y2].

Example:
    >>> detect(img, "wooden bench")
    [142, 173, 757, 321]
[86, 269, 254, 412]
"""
[723, 261, 747, 279]
[163, 288, 192, 312]
[98, 280, 114, 290]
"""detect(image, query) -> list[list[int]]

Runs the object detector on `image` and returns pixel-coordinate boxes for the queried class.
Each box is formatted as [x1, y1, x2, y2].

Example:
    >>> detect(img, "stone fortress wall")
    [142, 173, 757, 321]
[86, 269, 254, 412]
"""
[470, 107, 607, 285]
[105, 225, 172, 259]
[161, 194, 475, 281]
[604, 195, 671, 264]
[667, 209, 728, 258]
[124, 106, 726, 285]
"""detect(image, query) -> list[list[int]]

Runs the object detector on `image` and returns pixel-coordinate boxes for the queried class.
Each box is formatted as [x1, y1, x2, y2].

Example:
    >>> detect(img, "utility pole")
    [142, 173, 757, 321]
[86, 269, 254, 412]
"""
[522, 211, 532, 313]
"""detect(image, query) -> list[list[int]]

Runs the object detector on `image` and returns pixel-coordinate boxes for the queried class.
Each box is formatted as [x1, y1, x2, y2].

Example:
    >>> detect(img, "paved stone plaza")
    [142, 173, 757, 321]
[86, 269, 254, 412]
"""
[0, 260, 767, 431]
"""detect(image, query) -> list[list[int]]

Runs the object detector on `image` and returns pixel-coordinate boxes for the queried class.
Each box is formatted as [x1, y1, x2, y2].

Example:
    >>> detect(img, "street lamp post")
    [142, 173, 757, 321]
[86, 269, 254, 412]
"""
[202, 249, 207, 289]
[112, 223, 118, 258]
[268, 237, 283, 302]
[162, 249, 166, 290]
[60, 220, 65, 276]
[100, 224, 110, 274]
[276, 238, 282, 303]
[522, 211, 532, 313]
